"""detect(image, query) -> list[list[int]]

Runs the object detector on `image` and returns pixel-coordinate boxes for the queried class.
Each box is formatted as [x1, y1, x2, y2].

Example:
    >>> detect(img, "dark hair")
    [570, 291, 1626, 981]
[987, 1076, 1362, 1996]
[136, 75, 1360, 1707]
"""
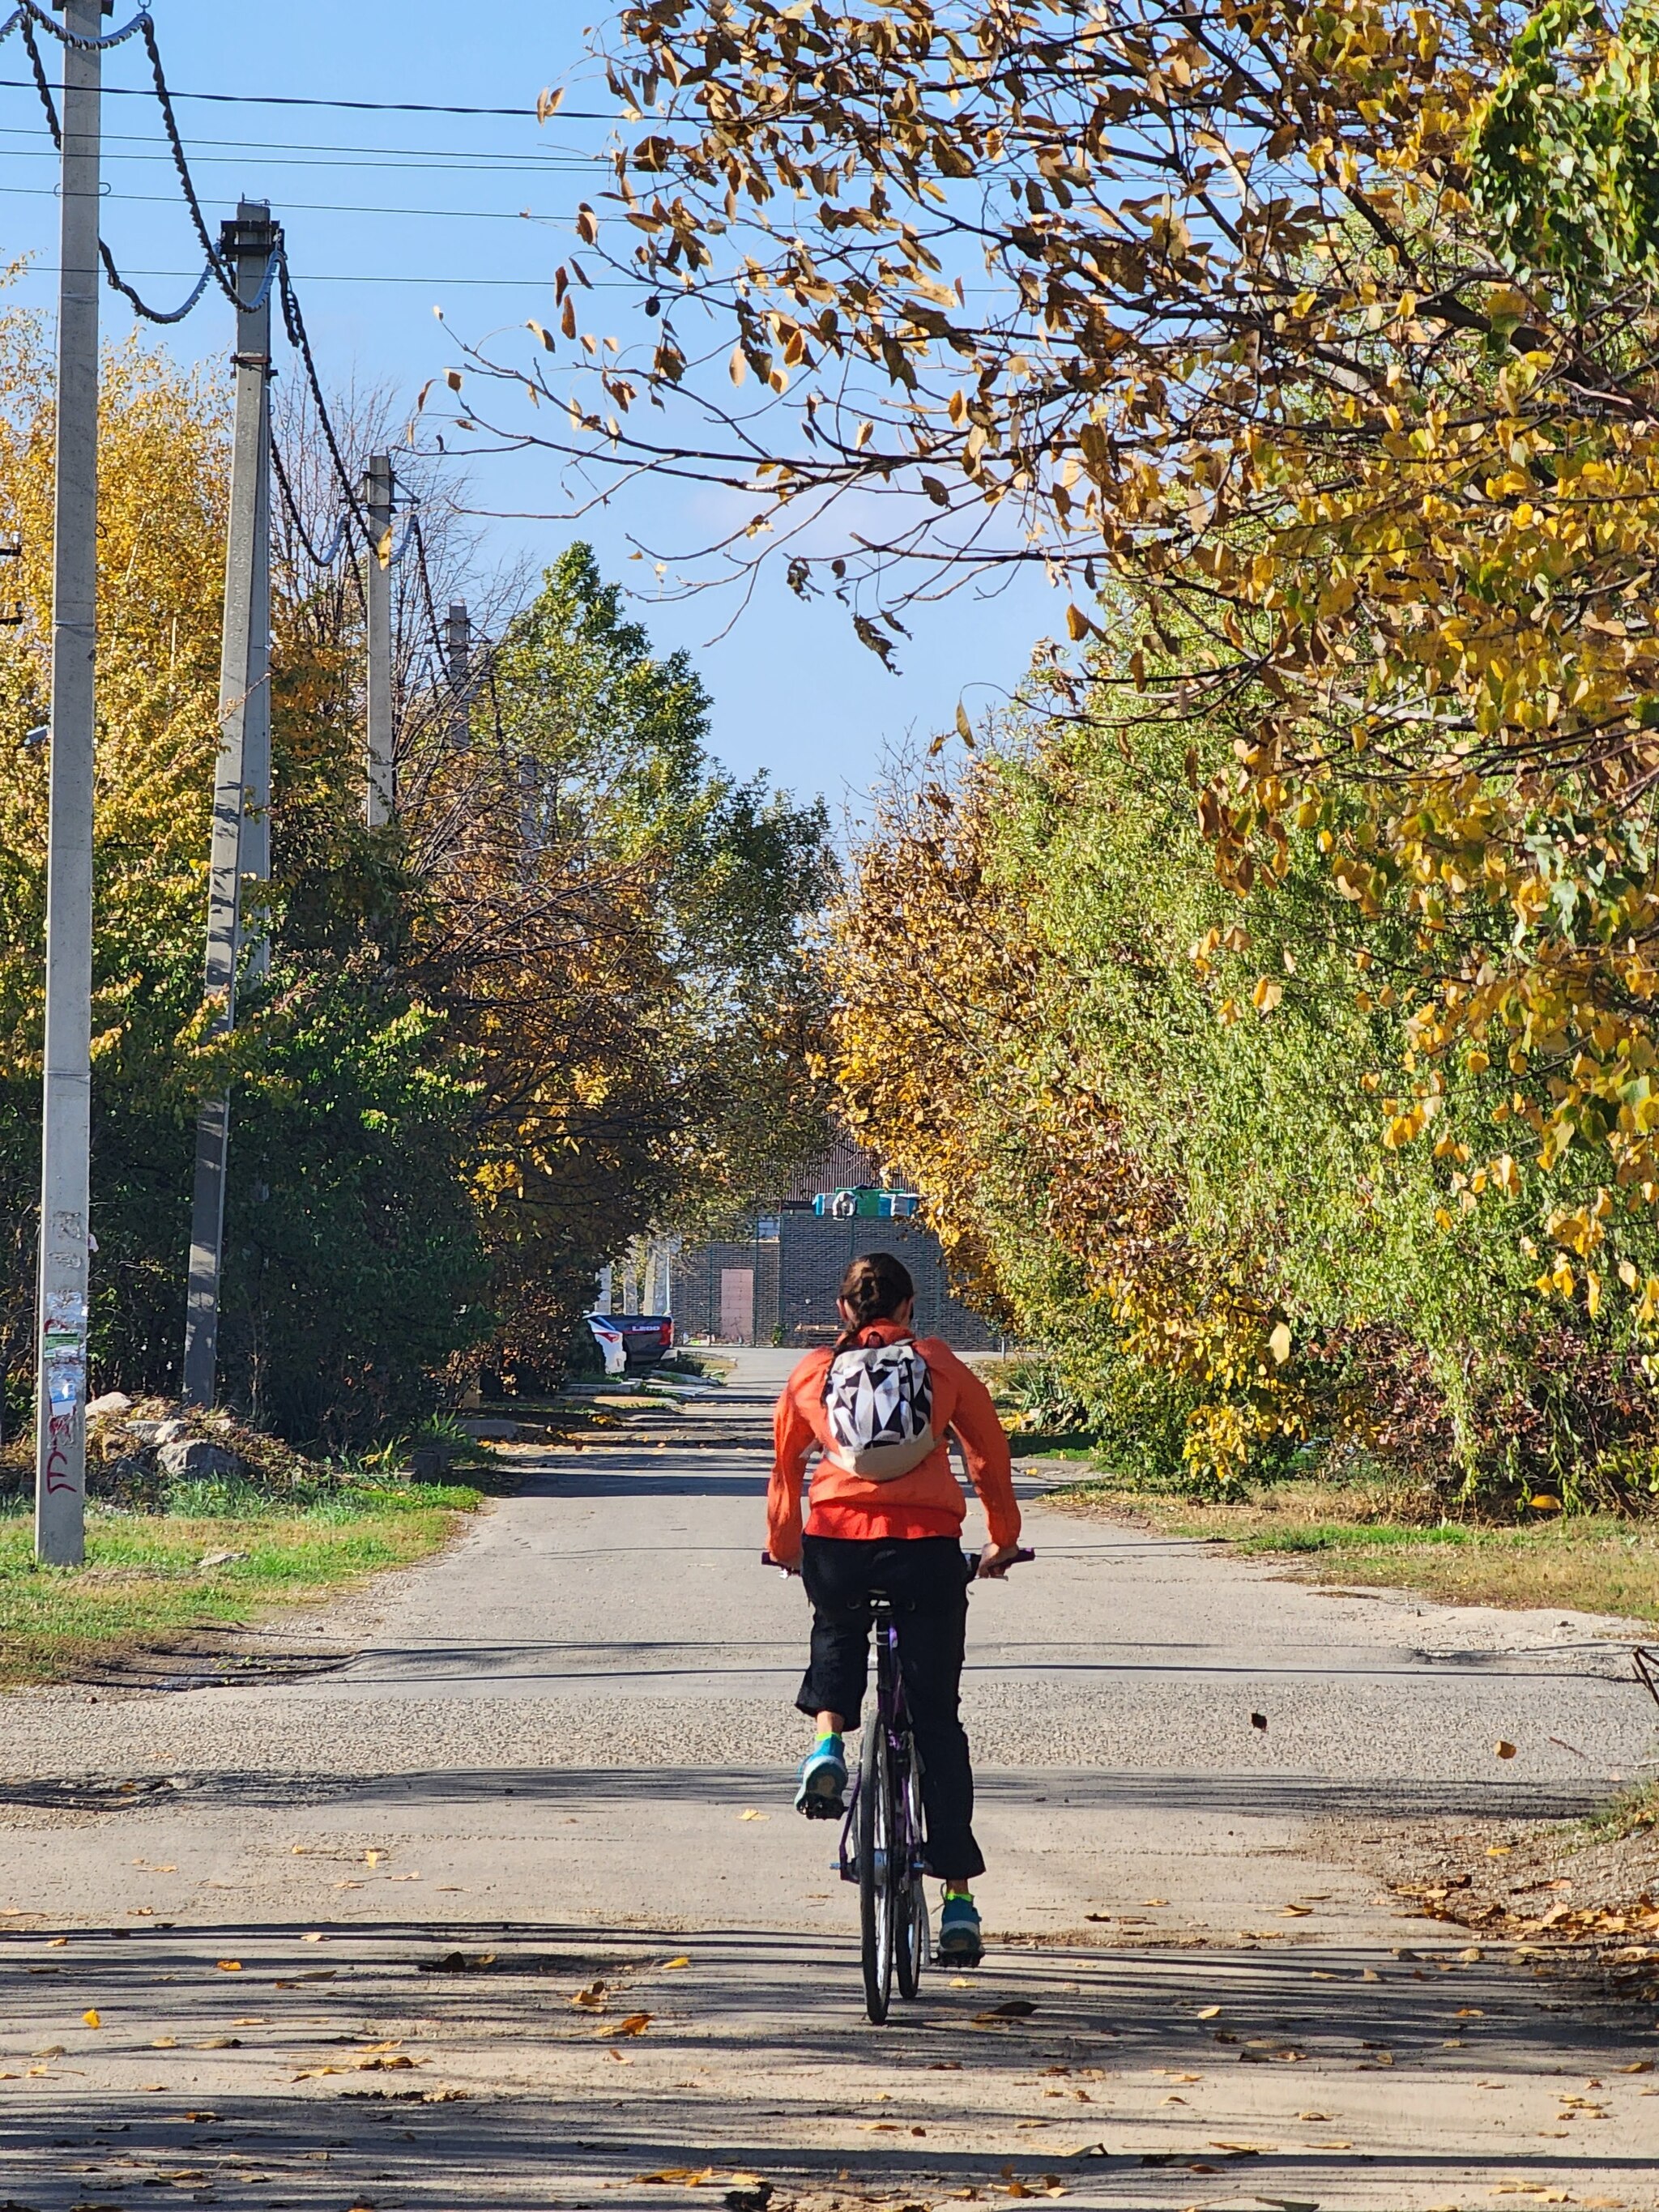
[832, 1251, 917, 1354]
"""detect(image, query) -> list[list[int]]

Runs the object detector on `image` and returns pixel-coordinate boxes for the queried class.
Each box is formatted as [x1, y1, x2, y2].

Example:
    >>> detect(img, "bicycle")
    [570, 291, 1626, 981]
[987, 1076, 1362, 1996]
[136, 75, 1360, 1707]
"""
[764, 1543, 1035, 2024]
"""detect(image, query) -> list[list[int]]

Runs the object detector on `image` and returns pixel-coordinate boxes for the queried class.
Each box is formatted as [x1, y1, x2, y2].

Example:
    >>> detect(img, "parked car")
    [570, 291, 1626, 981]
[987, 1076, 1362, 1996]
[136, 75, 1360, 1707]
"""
[594, 1313, 674, 1371]
[585, 1311, 628, 1378]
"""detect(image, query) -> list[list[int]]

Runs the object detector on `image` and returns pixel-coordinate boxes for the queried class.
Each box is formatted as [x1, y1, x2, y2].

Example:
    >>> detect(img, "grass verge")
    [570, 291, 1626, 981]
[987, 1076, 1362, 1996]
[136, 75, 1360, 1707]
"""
[0, 1479, 482, 1690]
[1042, 1473, 1659, 1623]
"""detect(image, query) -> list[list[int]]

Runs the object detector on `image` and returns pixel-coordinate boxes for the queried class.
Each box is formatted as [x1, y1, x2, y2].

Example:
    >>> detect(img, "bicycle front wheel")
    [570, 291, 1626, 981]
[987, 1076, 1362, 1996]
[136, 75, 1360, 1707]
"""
[894, 1753, 928, 2000]
[859, 1722, 897, 2024]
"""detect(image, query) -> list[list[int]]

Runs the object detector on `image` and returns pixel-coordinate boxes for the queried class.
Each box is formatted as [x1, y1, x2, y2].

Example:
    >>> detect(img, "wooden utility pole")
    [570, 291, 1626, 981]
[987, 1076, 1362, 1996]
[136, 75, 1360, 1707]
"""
[363, 454, 394, 825]
[181, 201, 277, 1410]
[35, 0, 104, 1564]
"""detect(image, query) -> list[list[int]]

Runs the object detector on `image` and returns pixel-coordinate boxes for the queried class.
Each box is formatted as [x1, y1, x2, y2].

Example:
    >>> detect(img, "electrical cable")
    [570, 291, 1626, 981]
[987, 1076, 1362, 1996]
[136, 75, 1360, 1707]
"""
[277, 254, 369, 546]
[409, 511, 448, 669]
[0, 177, 584, 224]
[6, 2, 488, 585]
[137, 16, 235, 301]
[0, 129, 596, 171]
[271, 430, 356, 598]
[0, 2, 151, 53]
[16, 10, 50, 136]
[100, 247, 215, 322]
[0, 73, 612, 118]
[17, 8, 220, 323]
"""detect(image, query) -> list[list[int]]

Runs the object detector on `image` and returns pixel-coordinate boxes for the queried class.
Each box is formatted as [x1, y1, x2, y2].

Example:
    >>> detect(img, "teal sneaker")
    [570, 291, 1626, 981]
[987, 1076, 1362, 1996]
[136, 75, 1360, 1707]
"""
[794, 1735, 847, 1818]
[938, 1890, 983, 1966]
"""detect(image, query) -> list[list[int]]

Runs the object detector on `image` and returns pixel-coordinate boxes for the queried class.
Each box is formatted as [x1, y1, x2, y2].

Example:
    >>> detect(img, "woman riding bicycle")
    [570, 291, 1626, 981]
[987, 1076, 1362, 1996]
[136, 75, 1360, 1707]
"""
[767, 1251, 1022, 1967]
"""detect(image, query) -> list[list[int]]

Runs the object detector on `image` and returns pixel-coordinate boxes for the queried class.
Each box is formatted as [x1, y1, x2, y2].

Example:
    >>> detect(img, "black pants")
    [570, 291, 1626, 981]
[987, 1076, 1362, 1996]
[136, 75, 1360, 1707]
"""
[796, 1533, 984, 1882]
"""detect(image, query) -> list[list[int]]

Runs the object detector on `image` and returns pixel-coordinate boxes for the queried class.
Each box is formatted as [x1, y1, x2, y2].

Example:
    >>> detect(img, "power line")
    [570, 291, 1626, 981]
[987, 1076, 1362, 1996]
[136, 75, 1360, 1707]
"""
[278, 256, 369, 543]
[0, 133, 596, 173]
[17, 264, 621, 288]
[271, 430, 363, 612]
[0, 180, 580, 221]
[11, 7, 373, 553]
[0, 73, 614, 120]
[137, 14, 236, 302]
[16, 9, 224, 324]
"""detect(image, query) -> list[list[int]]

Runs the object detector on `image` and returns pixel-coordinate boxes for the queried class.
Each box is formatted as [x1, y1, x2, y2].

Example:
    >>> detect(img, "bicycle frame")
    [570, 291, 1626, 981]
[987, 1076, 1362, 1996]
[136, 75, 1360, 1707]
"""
[757, 1539, 1033, 2021]
[837, 1599, 923, 1890]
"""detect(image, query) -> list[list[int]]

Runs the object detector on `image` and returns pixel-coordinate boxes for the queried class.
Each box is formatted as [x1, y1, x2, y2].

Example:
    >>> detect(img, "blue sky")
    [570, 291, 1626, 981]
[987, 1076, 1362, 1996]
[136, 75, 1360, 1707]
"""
[0, 0, 1061, 818]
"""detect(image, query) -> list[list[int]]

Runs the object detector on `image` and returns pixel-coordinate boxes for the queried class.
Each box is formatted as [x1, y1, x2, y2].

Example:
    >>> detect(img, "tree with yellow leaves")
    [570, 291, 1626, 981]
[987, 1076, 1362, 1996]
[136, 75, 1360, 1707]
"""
[428, 0, 1659, 1362]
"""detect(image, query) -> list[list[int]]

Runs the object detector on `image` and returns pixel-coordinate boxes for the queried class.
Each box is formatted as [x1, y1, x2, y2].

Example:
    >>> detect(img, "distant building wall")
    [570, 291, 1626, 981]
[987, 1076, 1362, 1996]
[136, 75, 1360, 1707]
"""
[777, 1214, 996, 1351]
[672, 1237, 780, 1346]
[671, 1130, 998, 1350]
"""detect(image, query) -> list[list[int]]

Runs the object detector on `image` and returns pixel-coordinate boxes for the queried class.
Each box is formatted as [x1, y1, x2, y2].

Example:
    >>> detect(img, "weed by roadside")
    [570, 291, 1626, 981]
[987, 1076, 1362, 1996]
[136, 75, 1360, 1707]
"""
[0, 1475, 482, 1690]
[1043, 1473, 1659, 1623]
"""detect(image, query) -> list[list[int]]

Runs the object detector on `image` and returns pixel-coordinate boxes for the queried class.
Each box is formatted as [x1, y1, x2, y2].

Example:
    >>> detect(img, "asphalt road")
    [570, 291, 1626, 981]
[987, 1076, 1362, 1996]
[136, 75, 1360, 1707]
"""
[3, 1346, 1659, 2210]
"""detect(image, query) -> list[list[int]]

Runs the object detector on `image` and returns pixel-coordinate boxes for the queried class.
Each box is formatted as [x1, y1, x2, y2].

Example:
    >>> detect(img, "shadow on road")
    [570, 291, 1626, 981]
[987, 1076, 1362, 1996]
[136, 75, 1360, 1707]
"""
[0, 1763, 1605, 1821]
[0, 1914, 1649, 2210]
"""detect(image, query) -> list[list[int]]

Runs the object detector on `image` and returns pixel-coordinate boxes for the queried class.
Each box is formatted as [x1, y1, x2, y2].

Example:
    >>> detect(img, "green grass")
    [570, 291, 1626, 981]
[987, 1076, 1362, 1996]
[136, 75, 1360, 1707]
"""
[1044, 1475, 1659, 1622]
[0, 1480, 481, 1687]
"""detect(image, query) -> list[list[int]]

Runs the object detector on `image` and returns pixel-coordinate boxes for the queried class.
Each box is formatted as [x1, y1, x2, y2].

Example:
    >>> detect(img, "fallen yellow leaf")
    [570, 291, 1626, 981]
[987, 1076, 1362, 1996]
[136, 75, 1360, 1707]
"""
[1196, 2005, 1222, 2019]
[738, 1809, 768, 1822]
[82, 2010, 100, 2029]
[662, 1956, 692, 1970]
[215, 1959, 241, 1972]
[1494, 1741, 1517, 1760]
[612, 2012, 651, 2037]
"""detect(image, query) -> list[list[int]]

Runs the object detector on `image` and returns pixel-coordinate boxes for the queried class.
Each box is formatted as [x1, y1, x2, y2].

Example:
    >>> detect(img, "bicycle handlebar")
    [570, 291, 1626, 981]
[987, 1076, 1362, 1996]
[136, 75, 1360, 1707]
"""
[966, 1544, 1037, 1578]
[760, 1545, 1035, 1576]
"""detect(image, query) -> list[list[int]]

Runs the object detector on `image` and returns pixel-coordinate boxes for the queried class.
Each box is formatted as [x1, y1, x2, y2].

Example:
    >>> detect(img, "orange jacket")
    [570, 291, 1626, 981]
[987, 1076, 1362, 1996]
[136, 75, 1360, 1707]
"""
[767, 1319, 1021, 1559]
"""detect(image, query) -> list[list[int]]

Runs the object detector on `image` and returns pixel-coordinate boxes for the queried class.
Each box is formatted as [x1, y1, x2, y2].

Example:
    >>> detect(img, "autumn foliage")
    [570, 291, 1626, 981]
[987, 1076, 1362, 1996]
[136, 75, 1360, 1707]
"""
[444, 0, 1659, 1498]
[0, 307, 831, 1448]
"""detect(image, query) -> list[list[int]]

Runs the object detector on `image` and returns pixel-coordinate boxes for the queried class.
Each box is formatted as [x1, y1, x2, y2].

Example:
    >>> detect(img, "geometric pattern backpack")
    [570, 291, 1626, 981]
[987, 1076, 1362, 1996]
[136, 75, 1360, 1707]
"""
[821, 1338, 936, 1479]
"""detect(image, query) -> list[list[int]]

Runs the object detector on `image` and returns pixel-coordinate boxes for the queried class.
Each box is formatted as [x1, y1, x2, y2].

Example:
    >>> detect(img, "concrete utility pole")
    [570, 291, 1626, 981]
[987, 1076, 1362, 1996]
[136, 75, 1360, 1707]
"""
[181, 202, 277, 1411]
[363, 454, 394, 825]
[237, 204, 275, 977]
[446, 600, 471, 752]
[34, 1, 104, 1566]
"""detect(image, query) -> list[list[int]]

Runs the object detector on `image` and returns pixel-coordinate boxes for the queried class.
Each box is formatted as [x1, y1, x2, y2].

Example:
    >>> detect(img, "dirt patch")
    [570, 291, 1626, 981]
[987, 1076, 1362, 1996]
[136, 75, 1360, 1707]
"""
[1315, 1796, 1659, 2014]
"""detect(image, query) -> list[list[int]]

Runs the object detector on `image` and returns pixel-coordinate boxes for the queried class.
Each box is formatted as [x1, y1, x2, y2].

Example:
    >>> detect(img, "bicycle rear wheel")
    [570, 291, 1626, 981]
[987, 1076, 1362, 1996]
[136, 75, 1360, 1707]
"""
[894, 1752, 928, 2000]
[859, 1722, 897, 2024]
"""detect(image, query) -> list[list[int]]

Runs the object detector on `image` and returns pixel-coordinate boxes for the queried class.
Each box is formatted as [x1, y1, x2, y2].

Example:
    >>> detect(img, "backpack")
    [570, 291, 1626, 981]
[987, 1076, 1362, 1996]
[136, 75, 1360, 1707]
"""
[821, 1337, 936, 1479]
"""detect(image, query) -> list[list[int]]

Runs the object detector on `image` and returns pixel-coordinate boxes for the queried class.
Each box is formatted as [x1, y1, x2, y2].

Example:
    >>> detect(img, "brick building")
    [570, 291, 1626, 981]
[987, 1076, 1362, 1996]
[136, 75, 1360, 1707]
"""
[672, 1139, 998, 1350]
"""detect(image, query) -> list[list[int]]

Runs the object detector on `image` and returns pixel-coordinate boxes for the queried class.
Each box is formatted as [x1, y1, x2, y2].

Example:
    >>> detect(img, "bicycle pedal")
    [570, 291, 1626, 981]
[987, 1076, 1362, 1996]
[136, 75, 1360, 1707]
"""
[798, 1795, 845, 1820]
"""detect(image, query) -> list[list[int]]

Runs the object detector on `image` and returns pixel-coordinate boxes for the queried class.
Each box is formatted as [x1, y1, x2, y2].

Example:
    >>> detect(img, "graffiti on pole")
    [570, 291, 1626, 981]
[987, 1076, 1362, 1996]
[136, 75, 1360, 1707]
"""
[41, 1286, 86, 1497]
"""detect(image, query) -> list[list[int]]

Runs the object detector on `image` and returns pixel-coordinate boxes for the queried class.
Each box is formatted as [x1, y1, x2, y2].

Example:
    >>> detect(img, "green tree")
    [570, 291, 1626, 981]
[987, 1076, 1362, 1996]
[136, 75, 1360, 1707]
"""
[423, 545, 835, 1379]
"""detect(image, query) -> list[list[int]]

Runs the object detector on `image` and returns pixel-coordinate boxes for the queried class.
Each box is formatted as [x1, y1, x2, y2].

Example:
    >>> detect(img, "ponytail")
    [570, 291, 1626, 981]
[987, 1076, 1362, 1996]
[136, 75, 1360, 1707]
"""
[831, 1251, 917, 1355]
